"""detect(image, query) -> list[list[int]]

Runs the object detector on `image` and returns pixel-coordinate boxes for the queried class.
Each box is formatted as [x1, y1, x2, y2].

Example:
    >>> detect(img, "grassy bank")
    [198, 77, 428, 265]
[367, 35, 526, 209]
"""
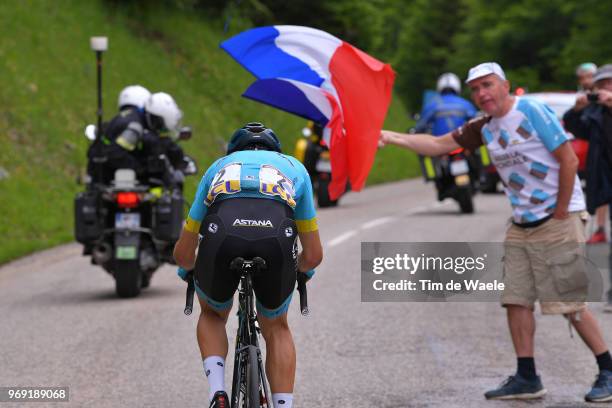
[0, 0, 418, 264]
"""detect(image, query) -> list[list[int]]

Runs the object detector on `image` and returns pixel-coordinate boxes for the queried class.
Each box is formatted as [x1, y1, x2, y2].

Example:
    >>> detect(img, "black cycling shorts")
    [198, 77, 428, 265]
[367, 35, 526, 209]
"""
[193, 197, 298, 318]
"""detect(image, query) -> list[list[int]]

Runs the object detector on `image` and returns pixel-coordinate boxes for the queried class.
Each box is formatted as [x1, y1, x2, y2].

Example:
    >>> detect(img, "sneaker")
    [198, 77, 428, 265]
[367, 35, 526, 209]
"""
[585, 370, 612, 402]
[587, 229, 607, 244]
[209, 391, 229, 408]
[484, 374, 547, 400]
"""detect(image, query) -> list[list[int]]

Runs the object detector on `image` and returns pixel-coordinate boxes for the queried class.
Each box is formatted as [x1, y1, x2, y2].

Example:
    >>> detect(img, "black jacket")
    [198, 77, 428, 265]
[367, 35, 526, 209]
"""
[103, 107, 145, 142]
[563, 104, 612, 213]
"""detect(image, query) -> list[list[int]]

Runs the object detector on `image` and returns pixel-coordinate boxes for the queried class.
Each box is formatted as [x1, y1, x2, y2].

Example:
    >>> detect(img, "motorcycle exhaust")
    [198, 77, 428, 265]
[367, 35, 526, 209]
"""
[92, 242, 112, 265]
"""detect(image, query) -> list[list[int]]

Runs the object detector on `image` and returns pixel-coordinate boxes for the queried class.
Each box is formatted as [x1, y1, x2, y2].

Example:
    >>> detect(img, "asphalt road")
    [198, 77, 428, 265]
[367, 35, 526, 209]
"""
[1, 178, 611, 407]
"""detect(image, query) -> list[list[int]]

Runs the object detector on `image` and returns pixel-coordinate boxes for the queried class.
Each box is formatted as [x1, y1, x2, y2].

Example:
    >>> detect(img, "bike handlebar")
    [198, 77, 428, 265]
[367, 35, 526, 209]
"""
[184, 271, 195, 315]
[297, 272, 309, 316]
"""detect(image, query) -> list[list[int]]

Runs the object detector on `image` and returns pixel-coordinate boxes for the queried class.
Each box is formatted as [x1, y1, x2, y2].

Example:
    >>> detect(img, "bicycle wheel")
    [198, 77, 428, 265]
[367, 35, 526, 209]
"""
[246, 345, 260, 407]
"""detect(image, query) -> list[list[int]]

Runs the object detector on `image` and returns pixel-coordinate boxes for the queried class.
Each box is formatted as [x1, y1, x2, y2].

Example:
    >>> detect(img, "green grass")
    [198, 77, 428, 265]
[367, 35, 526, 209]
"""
[0, 0, 418, 264]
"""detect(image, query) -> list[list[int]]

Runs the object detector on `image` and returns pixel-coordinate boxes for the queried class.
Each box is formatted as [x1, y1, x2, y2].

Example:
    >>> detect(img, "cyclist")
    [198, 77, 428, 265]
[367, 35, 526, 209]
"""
[174, 122, 323, 408]
[414, 72, 477, 136]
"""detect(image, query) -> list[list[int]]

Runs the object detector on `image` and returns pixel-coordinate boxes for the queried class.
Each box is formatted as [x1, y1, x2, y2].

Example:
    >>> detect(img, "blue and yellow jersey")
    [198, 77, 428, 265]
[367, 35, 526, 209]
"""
[185, 150, 318, 234]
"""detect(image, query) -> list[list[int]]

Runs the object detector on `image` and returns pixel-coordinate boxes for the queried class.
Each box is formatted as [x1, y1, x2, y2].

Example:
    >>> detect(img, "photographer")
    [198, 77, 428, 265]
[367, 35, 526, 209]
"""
[564, 64, 612, 312]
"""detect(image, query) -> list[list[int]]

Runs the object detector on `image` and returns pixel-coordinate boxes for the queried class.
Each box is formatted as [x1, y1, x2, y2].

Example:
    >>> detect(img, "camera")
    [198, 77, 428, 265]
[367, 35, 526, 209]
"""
[587, 92, 599, 102]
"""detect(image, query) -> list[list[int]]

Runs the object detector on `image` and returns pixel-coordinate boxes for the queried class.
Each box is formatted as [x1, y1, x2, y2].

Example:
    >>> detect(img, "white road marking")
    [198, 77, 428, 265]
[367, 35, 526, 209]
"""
[327, 230, 358, 247]
[326, 201, 453, 248]
[361, 216, 393, 230]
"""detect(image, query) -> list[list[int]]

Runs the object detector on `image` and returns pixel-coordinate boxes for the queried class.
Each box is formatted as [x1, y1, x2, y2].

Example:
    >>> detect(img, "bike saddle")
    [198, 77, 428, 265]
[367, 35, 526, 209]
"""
[229, 257, 267, 276]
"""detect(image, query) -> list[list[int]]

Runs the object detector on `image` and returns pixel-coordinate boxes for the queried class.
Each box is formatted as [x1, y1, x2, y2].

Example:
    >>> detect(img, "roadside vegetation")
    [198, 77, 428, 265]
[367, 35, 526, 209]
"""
[0, 0, 417, 264]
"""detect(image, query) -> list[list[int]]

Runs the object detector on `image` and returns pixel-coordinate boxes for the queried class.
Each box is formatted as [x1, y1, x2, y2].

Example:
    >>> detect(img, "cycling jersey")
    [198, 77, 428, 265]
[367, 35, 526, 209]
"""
[186, 150, 318, 234]
[416, 93, 477, 136]
[452, 97, 585, 223]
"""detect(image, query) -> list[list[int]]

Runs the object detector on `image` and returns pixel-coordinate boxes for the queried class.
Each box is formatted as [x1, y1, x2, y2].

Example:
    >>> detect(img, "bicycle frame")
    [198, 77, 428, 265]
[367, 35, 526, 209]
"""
[231, 261, 270, 408]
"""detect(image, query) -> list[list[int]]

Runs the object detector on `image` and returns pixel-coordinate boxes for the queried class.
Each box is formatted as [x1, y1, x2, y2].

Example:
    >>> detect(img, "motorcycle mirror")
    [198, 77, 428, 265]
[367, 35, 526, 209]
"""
[84, 124, 97, 141]
[302, 127, 312, 138]
[178, 126, 192, 141]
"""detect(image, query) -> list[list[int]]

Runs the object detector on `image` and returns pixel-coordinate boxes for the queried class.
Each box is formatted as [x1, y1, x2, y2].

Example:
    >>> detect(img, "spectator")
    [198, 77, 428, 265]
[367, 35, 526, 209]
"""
[382, 62, 612, 402]
[564, 63, 612, 312]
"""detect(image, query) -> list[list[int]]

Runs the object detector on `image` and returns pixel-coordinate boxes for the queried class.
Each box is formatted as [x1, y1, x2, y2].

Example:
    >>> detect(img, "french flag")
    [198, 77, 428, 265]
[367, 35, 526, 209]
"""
[221, 26, 395, 200]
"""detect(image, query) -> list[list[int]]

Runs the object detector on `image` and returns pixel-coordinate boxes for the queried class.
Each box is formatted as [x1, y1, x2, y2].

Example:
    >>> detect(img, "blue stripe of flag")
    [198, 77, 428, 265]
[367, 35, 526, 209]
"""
[220, 26, 325, 86]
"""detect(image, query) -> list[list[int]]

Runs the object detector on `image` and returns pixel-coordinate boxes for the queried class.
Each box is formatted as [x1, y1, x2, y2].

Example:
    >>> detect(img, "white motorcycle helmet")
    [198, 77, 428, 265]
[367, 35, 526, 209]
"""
[144, 92, 183, 136]
[117, 85, 151, 109]
[436, 73, 461, 94]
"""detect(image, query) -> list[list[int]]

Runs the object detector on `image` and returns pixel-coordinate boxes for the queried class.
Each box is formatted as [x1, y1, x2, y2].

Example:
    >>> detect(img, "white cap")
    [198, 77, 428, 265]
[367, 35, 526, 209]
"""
[466, 62, 506, 83]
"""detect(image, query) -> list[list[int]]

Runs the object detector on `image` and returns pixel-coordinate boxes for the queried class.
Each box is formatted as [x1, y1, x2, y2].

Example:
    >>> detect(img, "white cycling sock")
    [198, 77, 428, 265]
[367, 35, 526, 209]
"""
[203, 356, 225, 401]
[272, 393, 293, 408]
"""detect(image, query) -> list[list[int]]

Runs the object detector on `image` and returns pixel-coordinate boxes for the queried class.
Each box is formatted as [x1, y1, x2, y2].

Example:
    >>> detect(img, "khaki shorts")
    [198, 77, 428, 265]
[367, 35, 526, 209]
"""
[501, 212, 589, 315]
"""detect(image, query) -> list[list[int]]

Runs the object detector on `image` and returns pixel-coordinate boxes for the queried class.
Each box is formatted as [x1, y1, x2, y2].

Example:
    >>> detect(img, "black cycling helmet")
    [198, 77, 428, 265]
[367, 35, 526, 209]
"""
[227, 122, 282, 154]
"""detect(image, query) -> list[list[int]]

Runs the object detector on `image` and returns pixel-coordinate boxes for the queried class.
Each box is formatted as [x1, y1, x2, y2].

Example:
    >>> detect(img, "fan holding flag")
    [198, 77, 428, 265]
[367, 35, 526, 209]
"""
[220, 25, 395, 202]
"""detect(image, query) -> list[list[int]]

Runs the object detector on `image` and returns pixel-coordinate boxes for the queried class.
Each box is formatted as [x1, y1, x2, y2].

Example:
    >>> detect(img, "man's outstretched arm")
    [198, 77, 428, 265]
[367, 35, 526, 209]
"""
[380, 130, 461, 156]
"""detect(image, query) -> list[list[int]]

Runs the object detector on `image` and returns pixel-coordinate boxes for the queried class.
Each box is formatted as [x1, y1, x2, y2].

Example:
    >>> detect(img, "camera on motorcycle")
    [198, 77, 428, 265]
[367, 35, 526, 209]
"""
[178, 126, 192, 141]
[90, 36, 108, 52]
[84, 124, 97, 141]
[182, 156, 198, 175]
[588, 92, 599, 103]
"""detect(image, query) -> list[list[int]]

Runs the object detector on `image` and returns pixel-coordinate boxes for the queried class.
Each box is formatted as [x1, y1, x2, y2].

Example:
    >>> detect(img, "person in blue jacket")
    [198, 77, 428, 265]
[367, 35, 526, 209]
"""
[415, 73, 477, 136]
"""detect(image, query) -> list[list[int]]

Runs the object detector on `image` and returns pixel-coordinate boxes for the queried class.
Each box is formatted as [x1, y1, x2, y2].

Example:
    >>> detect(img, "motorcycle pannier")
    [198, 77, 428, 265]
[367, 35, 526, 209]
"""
[153, 192, 183, 242]
[74, 192, 102, 243]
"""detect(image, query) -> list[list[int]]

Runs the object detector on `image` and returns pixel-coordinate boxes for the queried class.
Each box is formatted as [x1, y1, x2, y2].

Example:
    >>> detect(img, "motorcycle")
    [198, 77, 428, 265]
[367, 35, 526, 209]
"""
[418, 145, 479, 214]
[75, 125, 198, 297]
[294, 121, 338, 207]
[476, 145, 500, 193]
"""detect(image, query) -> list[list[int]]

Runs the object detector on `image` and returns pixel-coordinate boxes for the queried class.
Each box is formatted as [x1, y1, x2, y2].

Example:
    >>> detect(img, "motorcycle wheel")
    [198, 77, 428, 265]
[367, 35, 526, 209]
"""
[456, 187, 474, 214]
[114, 260, 142, 298]
[141, 272, 151, 288]
[480, 173, 499, 194]
[316, 176, 338, 208]
[246, 345, 260, 408]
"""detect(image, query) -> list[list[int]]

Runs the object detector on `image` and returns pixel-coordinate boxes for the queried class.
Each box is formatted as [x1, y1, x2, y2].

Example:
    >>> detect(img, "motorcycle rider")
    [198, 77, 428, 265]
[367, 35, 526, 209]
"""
[87, 85, 150, 184]
[415, 73, 477, 136]
[87, 90, 185, 186]
[138, 92, 186, 186]
[414, 73, 480, 207]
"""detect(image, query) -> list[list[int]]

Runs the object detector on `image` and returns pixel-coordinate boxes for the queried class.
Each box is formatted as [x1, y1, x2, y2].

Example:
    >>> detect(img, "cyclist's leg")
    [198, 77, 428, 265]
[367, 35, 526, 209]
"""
[258, 312, 296, 404]
[196, 296, 232, 402]
[196, 296, 232, 358]
[193, 207, 240, 359]
[193, 206, 240, 402]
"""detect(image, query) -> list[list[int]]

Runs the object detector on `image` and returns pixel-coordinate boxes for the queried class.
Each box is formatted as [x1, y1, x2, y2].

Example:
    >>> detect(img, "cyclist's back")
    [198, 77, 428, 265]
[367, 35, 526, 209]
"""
[173, 122, 322, 408]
